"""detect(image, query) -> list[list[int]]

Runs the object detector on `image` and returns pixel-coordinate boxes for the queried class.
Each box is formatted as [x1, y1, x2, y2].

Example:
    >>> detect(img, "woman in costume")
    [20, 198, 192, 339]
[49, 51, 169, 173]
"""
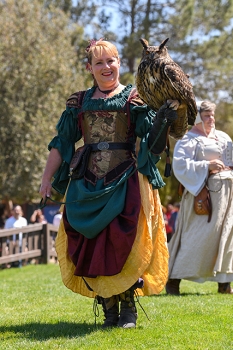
[166, 100, 233, 295]
[40, 39, 177, 328]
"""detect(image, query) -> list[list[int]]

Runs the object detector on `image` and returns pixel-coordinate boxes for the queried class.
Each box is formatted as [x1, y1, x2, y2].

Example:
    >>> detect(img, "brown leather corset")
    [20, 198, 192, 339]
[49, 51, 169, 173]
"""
[81, 109, 136, 185]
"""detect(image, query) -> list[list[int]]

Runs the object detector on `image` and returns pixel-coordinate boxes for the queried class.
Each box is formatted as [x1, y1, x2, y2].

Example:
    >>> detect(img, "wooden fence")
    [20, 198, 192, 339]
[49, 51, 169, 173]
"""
[0, 223, 58, 267]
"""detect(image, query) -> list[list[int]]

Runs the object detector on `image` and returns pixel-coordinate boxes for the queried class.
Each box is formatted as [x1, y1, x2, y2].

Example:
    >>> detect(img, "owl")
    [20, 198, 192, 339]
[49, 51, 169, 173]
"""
[135, 38, 197, 139]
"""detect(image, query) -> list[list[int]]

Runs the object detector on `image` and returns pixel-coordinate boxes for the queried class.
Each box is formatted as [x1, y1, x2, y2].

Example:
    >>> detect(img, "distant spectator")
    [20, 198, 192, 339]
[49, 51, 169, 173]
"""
[30, 209, 47, 224]
[4, 205, 28, 267]
[52, 211, 62, 228]
[168, 202, 180, 241]
[164, 203, 174, 242]
[4, 205, 27, 230]
[0, 207, 6, 229]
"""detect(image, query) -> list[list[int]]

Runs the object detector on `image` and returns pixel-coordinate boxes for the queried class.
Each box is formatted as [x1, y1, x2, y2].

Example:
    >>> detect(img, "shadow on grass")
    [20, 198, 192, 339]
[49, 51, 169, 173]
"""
[148, 291, 215, 297]
[0, 321, 102, 340]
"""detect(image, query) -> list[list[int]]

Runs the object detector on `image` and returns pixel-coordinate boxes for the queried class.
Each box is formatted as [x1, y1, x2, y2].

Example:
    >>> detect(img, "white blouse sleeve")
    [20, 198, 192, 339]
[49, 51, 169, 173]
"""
[172, 134, 209, 196]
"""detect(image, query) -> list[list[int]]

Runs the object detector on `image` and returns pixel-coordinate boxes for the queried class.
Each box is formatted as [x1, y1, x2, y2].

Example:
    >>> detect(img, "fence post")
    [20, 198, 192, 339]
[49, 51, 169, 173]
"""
[42, 223, 50, 264]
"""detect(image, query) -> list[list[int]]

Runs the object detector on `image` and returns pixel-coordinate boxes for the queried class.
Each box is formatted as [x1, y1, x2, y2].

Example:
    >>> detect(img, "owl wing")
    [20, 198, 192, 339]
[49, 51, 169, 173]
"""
[164, 61, 197, 125]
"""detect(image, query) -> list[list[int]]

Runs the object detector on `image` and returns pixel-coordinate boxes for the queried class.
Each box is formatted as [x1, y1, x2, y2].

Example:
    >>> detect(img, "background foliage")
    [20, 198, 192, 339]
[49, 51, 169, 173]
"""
[0, 0, 233, 205]
[0, 0, 85, 202]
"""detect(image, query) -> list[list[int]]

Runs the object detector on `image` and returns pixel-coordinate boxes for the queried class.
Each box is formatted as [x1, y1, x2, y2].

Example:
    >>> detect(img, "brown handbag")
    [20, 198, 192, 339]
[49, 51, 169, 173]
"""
[194, 183, 212, 222]
[69, 144, 92, 180]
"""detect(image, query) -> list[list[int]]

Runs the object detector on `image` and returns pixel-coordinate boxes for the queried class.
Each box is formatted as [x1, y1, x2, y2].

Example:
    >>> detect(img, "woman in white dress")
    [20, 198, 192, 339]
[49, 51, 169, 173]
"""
[166, 100, 233, 295]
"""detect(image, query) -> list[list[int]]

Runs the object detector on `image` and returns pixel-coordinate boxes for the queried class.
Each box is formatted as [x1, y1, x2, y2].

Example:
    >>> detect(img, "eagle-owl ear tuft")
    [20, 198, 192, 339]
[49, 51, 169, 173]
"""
[159, 38, 169, 50]
[140, 38, 149, 49]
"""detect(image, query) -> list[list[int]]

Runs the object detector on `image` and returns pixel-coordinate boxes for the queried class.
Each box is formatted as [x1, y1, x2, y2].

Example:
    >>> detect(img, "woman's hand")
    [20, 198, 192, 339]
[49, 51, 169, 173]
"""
[39, 179, 52, 200]
[39, 148, 63, 199]
[208, 159, 225, 173]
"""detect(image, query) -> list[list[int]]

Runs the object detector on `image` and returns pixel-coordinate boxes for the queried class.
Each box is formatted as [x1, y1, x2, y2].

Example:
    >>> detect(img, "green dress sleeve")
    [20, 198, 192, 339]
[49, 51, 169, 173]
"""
[49, 107, 82, 194]
[130, 104, 165, 189]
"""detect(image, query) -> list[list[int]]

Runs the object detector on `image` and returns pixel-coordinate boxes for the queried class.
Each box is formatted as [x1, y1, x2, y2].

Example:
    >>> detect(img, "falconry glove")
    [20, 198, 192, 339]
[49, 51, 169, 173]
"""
[148, 103, 178, 155]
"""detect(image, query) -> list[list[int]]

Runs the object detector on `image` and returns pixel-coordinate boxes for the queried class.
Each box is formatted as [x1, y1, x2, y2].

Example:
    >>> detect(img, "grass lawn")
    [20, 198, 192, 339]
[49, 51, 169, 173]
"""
[0, 264, 232, 350]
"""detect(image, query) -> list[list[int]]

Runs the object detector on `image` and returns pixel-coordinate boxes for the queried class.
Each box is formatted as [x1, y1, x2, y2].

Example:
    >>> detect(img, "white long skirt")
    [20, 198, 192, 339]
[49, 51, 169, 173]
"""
[168, 172, 233, 283]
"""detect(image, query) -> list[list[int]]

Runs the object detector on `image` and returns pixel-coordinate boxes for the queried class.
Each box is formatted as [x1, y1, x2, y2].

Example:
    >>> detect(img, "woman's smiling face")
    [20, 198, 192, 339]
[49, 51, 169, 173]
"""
[88, 49, 120, 87]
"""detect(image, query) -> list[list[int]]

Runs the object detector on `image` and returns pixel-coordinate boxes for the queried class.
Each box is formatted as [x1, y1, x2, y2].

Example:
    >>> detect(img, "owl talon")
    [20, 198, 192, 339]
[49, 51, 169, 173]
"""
[167, 99, 180, 110]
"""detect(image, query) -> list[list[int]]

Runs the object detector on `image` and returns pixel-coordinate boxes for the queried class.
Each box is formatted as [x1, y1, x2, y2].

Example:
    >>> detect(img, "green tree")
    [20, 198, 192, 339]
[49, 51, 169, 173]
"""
[165, 1, 233, 108]
[42, 0, 72, 12]
[0, 0, 85, 203]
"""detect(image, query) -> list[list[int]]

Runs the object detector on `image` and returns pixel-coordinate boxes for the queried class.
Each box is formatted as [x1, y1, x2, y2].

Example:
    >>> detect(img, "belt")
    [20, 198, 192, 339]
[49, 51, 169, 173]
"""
[89, 142, 135, 152]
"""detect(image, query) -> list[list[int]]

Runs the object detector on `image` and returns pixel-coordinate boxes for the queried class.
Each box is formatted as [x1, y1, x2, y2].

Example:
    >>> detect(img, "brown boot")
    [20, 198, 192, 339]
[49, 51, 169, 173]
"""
[118, 288, 137, 328]
[218, 283, 233, 294]
[166, 279, 181, 295]
[98, 295, 119, 328]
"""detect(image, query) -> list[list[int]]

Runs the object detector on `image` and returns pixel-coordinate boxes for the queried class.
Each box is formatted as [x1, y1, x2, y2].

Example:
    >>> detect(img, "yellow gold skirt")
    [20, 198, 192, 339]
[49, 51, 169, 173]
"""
[55, 173, 168, 298]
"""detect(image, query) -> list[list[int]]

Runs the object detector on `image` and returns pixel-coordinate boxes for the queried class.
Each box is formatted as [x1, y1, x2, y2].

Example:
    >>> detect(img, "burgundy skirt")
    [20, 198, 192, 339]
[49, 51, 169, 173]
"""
[63, 173, 141, 277]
